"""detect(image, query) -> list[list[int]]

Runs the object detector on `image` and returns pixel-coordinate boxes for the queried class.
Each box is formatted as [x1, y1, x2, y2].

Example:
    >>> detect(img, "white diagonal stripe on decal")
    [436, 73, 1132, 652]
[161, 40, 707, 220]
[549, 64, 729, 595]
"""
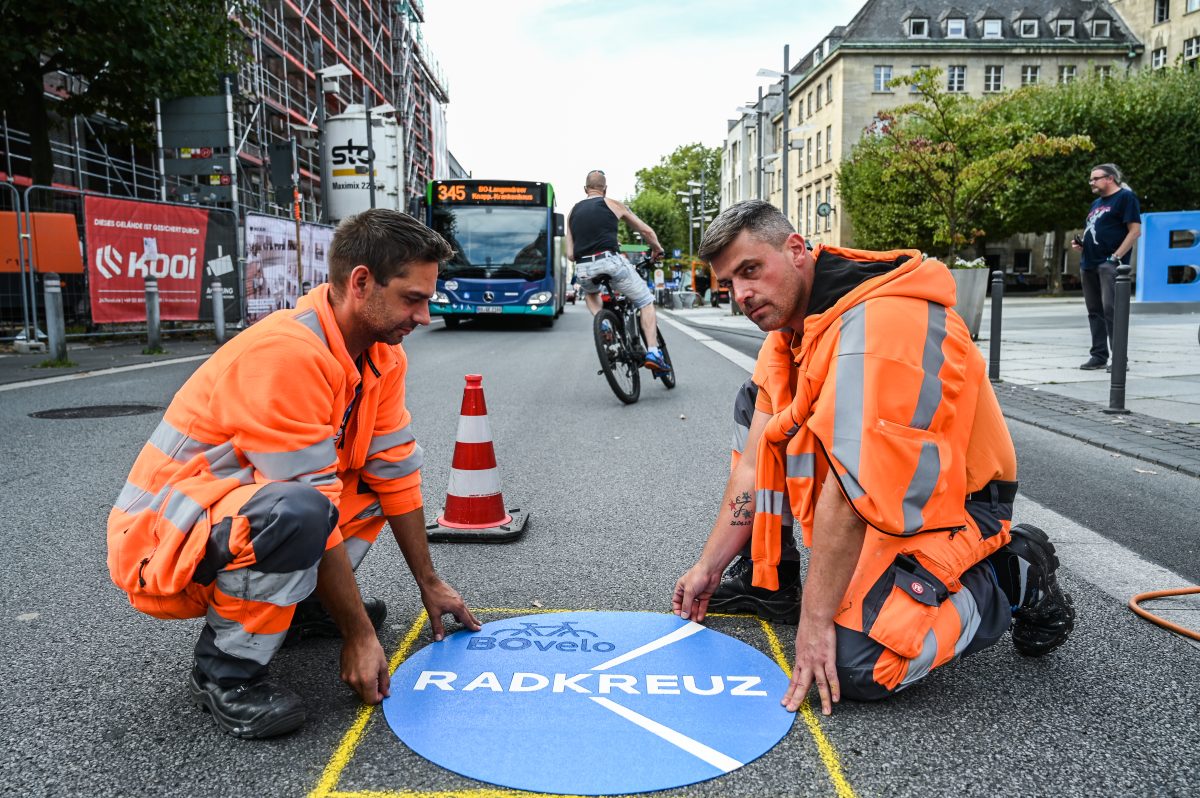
[590, 621, 705, 672]
[589, 697, 743, 773]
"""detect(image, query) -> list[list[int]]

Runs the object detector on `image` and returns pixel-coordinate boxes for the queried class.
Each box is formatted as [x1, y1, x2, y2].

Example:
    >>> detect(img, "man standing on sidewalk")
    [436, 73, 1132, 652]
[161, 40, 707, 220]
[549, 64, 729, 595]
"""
[107, 209, 480, 739]
[673, 200, 1075, 714]
[565, 169, 670, 375]
[1073, 163, 1141, 371]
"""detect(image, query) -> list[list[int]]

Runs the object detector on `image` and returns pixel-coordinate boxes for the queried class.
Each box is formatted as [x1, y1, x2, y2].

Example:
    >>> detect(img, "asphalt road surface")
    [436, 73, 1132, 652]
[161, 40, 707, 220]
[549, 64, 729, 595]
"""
[2, 304, 1197, 798]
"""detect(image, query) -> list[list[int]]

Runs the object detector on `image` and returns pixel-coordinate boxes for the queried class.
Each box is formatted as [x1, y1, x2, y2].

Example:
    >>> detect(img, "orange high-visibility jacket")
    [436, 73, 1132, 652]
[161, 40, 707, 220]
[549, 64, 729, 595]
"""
[107, 283, 423, 612]
[750, 246, 1016, 655]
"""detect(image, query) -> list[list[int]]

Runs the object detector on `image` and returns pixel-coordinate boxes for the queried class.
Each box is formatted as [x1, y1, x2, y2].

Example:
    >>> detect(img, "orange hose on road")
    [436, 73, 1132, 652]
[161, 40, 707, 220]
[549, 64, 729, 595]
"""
[1128, 587, 1200, 642]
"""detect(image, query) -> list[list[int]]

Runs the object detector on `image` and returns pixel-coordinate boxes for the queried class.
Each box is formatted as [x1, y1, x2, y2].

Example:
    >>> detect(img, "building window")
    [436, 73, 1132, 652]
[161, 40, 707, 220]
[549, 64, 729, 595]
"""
[813, 47, 822, 66]
[1054, 19, 1076, 38]
[825, 75, 833, 103]
[1013, 250, 1032, 274]
[1155, 0, 1170, 24]
[1058, 64, 1077, 83]
[947, 65, 966, 92]
[815, 131, 822, 166]
[1095, 65, 1113, 80]
[873, 65, 893, 92]
[909, 18, 929, 37]
[824, 186, 832, 232]
[910, 64, 929, 92]
[1152, 47, 1168, 68]
[1092, 19, 1111, 38]
[806, 193, 813, 236]
[807, 92, 813, 116]
[807, 138, 813, 171]
[1019, 19, 1038, 37]
[825, 125, 832, 161]
[984, 65, 1004, 92]
[947, 18, 966, 38]
[983, 19, 1002, 38]
[1022, 65, 1040, 85]
[816, 85, 823, 108]
[1185, 36, 1200, 60]
[1188, 0, 1200, 13]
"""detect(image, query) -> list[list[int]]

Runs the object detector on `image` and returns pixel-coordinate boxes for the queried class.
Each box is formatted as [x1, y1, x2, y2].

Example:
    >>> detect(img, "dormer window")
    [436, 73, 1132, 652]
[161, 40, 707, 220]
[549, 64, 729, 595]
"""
[983, 19, 1002, 38]
[1019, 19, 1038, 37]
[909, 18, 929, 37]
[1091, 19, 1111, 38]
[947, 18, 967, 37]
[1054, 19, 1076, 38]
[813, 48, 822, 66]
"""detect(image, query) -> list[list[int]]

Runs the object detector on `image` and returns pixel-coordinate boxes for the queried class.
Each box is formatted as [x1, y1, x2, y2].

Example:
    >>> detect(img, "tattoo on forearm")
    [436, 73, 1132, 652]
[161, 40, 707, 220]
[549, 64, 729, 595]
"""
[728, 491, 753, 522]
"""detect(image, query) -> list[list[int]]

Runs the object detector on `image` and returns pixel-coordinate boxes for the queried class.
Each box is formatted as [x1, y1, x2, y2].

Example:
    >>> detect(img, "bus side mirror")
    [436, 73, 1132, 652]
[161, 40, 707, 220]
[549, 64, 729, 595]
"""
[554, 213, 565, 237]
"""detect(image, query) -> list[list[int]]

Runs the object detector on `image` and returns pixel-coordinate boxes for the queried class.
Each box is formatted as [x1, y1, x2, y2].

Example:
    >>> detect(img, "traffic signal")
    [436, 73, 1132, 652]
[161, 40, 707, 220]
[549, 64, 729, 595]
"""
[269, 140, 296, 207]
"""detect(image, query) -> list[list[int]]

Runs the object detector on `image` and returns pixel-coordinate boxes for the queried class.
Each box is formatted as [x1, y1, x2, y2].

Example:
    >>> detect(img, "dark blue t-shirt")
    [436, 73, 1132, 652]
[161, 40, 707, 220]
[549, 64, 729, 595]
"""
[1081, 187, 1140, 269]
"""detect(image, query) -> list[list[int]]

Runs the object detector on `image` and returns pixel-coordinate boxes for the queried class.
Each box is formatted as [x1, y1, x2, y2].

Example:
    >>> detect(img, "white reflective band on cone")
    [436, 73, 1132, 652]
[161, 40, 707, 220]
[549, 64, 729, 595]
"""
[447, 467, 502, 497]
[454, 415, 494, 444]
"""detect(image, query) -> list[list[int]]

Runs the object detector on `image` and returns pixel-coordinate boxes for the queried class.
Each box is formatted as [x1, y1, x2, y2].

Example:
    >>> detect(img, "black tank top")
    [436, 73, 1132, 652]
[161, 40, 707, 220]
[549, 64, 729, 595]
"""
[569, 196, 618, 257]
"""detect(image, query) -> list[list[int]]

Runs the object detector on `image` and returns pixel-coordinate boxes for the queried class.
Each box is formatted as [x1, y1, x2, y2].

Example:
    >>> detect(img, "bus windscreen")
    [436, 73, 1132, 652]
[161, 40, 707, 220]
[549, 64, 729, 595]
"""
[432, 206, 548, 280]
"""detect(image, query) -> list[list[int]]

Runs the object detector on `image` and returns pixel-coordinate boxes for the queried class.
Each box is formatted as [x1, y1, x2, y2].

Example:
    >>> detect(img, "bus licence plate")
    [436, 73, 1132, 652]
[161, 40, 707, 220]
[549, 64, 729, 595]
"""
[476, 305, 502, 314]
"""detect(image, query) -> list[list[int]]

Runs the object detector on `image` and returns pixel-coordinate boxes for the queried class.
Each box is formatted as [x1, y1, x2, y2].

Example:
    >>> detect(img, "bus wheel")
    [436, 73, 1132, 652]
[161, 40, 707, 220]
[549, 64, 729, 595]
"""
[443, 316, 461, 329]
[540, 315, 555, 328]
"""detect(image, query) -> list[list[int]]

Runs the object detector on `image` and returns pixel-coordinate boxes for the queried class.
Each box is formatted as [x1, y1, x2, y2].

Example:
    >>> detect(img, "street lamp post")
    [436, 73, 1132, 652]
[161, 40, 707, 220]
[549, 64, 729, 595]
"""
[757, 45, 791, 220]
[756, 85, 764, 200]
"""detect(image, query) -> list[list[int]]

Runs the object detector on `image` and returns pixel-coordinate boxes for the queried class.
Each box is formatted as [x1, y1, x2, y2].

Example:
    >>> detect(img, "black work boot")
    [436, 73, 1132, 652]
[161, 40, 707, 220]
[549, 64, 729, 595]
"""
[286, 597, 387, 645]
[991, 524, 1076, 657]
[707, 557, 801, 624]
[189, 667, 306, 739]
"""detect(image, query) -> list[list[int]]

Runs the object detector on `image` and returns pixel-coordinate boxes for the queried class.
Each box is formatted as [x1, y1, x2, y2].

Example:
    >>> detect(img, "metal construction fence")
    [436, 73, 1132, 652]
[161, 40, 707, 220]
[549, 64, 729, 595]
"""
[1, 184, 243, 343]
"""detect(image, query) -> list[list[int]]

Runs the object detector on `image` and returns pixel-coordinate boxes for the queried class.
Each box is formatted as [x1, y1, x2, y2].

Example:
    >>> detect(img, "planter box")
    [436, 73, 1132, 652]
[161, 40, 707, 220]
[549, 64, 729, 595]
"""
[950, 268, 989, 340]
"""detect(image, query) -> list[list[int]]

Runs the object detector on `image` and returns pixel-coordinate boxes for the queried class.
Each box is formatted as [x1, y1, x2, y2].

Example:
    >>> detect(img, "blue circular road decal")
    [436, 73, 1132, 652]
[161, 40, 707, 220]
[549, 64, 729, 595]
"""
[382, 611, 795, 795]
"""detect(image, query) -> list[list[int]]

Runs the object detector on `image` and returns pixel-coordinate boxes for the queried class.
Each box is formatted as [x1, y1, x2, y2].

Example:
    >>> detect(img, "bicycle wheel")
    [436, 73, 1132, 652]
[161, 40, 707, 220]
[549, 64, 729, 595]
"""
[594, 308, 640, 404]
[656, 326, 676, 389]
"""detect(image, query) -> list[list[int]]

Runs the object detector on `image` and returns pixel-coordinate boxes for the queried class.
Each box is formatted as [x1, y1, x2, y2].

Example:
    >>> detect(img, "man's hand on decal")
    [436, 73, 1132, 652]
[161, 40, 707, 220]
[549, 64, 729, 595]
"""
[341, 632, 391, 704]
[783, 615, 840, 716]
[672, 564, 721, 622]
[420, 577, 481, 641]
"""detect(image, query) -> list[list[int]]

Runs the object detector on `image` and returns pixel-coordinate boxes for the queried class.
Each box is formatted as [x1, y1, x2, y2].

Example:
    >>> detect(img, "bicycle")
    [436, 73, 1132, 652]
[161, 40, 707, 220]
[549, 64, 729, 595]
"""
[591, 257, 676, 404]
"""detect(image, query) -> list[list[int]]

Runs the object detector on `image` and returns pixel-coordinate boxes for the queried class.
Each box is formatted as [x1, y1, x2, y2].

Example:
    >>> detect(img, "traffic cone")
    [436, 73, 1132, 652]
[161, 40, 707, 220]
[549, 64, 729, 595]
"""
[426, 374, 528, 543]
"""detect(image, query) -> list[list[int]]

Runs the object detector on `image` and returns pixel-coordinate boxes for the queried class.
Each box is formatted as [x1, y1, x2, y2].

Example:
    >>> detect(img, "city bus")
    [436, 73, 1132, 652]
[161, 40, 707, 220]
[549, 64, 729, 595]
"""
[425, 179, 569, 328]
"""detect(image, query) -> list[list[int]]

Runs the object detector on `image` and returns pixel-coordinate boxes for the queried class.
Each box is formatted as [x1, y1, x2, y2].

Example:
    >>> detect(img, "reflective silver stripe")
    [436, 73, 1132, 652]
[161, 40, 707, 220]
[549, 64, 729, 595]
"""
[343, 536, 373, 570]
[218, 466, 256, 486]
[755, 488, 784, 515]
[247, 438, 337, 480]
[206, 607, 287, 666]
[732, 423, 750, 454]
[901, 441, 941, 533]
[294, 309, 327, 347]
[786, 453, 814, 479]
[368, 425, 415, 456]
[910, 303, 947, 430]
[899, 628, 939, 687]
[364, 443, 424, 480]
[159, 489, 205, 533]
[115, 481, 152, 514]
[204, 441, 240, 474]
[354, 500, 382, 520]
[832, 303, 867, 492]
[216, 565, 317, 607]
[841, 472, 866, 500]
[950, 586, 983, 658]
[148, 419, 212, 463]
[298, 471, 339, 489]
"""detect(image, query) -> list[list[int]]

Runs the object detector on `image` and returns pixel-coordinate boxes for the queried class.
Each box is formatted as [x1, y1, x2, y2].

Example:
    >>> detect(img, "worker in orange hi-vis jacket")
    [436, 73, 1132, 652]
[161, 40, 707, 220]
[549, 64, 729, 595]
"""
[107, 209, 480, 740]
[673, 200, 1075, 716]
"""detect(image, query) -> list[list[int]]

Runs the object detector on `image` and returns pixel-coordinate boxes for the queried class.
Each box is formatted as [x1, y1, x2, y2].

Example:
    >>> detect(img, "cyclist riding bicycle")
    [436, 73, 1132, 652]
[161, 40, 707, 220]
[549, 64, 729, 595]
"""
[565, 169, 670, 375]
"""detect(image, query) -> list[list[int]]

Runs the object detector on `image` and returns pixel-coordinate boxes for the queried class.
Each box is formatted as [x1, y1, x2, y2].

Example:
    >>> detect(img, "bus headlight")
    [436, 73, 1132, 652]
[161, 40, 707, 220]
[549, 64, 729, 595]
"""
[432, 291, 450, 304]
[527, 292, 553, 305]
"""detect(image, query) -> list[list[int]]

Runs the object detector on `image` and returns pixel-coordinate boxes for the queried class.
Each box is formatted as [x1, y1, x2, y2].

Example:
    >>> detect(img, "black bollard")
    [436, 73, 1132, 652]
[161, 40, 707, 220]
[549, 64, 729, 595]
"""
[43, 273, 67, 362]
[1104, 264, 1133, 415]
[988, 270, 1004, 382]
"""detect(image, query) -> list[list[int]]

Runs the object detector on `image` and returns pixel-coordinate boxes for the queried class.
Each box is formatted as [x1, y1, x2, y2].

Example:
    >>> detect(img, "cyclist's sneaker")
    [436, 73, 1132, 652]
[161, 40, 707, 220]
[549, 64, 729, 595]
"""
[644, 350, 671, 374]
[990, 523, 1075, 657]
[599, 318, 615, 343]
[707, 557, 800, 624]
[285, 597, 387, 645]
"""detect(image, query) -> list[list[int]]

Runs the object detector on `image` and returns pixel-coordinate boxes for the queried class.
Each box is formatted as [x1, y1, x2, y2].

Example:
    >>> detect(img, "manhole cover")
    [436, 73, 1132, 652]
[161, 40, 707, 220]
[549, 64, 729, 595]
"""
[30, 404, 162, 419]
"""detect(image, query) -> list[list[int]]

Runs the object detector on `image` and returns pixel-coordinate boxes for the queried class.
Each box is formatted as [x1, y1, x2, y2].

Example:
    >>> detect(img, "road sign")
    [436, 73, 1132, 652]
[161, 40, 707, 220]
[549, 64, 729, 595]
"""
[673, 248, 682, 258]
[383, 611, 794, 795]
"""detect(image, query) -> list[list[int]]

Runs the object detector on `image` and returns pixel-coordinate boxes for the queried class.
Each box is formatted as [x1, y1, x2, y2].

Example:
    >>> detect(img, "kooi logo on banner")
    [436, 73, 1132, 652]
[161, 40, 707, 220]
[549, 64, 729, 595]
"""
[93, 244, 197, 280]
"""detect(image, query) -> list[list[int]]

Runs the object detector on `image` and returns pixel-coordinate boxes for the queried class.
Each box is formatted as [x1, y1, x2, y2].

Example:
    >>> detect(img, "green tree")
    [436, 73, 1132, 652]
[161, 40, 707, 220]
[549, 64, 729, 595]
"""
[621, 188, 685, 253]
[838, 132, 939, 252]
[627, 143, 722, 258]
[844, 68, 1091, 263]
[0, 0, 250, 185]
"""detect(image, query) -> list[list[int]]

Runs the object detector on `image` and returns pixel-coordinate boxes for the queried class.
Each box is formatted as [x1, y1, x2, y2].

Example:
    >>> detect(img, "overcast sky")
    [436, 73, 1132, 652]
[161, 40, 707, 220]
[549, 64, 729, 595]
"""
[422, 0, 862, 210]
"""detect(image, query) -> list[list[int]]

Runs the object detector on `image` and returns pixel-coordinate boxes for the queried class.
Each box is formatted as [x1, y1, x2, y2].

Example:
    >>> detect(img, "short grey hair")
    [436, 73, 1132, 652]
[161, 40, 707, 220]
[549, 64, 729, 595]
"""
[698, 200, 794, 262]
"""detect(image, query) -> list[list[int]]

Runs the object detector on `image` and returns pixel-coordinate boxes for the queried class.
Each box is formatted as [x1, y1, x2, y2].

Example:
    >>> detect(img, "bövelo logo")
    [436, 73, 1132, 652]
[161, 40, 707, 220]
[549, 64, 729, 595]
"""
[467, 619, 617, 653]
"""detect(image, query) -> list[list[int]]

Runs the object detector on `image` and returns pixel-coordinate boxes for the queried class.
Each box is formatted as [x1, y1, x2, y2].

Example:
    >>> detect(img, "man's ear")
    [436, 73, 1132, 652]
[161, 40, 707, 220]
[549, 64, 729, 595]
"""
[786, 233, 808, 266]
[348, 264, 373, 299]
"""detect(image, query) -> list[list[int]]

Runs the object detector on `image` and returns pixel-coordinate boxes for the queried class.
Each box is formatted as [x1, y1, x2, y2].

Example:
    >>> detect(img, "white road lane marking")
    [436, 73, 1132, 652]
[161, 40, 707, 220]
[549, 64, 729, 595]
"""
[658, 314, 758, 373]
[590, 621, 705, 671]
[589, 696, 744, 773]
[0, 355, 210, 393]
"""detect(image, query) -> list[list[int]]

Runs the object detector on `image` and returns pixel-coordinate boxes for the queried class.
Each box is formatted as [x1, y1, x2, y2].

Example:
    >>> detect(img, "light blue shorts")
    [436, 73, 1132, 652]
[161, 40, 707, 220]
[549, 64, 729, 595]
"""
[576, 254, 654, 309]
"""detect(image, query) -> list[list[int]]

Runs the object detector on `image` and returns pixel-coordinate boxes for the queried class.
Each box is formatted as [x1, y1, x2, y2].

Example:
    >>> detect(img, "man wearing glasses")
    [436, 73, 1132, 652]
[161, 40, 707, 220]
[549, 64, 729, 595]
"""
[565, 169, 670, 374]
[1071, 163, 1141, 371]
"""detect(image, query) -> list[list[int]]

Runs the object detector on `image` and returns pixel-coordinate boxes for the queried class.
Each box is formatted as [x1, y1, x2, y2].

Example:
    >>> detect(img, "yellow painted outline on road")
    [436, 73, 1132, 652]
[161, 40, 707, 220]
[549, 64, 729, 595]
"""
[310, 608, 856, 798]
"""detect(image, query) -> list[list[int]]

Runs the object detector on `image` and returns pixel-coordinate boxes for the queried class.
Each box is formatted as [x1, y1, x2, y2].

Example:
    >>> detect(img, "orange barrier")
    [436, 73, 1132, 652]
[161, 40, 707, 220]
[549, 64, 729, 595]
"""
[426, 374, 527, 543]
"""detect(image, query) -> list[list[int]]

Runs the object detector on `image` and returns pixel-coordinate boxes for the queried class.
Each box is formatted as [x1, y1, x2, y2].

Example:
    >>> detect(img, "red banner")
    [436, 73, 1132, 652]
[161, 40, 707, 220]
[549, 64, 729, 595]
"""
[84, 196, 210, 323]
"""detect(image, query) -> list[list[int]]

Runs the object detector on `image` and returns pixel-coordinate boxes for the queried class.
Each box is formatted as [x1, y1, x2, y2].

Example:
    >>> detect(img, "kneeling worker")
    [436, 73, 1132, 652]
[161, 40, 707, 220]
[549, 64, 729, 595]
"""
[107, 209, 480, 738]
[673, 200, 1075, 714]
